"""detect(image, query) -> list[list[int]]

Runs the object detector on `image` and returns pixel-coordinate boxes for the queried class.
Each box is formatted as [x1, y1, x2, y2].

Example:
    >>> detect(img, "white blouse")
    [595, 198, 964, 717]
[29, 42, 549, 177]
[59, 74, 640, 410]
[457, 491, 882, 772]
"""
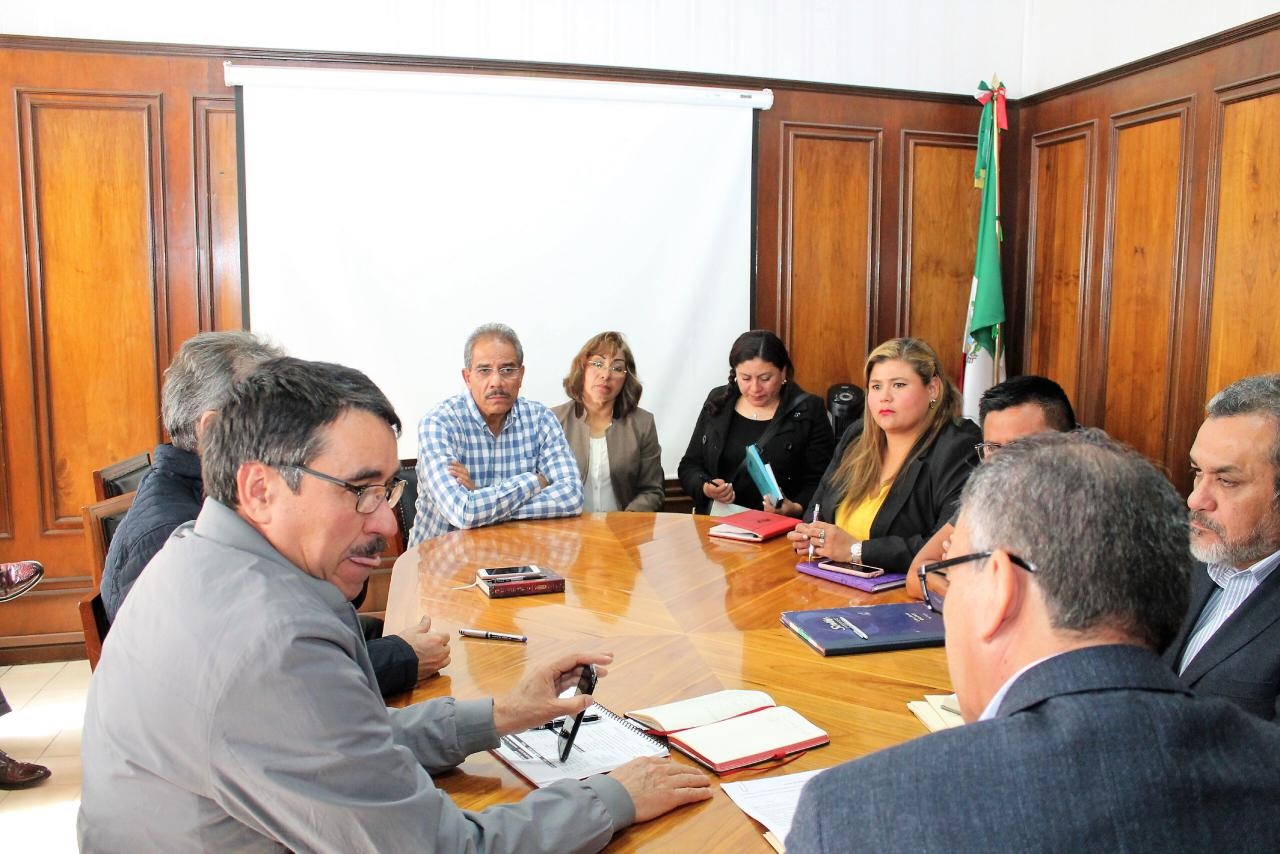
[584, 435, 621, 512]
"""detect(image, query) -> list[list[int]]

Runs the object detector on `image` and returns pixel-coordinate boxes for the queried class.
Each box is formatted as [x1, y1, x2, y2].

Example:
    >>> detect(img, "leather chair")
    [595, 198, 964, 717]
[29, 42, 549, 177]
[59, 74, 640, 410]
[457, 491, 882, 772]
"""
[92, 451, 152, 502]
[79, 491, 135, 669]
[394, 458, 418, 553]
[826, 383, 865, 442]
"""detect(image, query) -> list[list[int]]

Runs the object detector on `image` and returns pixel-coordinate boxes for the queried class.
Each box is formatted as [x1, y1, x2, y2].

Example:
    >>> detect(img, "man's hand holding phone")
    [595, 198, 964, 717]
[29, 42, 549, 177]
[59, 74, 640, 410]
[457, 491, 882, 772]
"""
[492, 651, 612, 737]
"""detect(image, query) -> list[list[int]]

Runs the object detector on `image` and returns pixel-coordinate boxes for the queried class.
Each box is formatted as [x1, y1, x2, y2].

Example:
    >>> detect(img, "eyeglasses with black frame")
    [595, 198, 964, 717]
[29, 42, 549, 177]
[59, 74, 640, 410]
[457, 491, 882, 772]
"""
[285, 464, 405, 514]
[918, 550, 1038, 612]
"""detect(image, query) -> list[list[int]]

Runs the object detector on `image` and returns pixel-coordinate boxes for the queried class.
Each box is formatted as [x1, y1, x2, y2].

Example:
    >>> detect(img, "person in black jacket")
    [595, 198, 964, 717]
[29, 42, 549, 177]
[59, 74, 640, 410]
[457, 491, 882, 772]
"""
[678, 330, 834, 516]
[790, 337, 979, 572]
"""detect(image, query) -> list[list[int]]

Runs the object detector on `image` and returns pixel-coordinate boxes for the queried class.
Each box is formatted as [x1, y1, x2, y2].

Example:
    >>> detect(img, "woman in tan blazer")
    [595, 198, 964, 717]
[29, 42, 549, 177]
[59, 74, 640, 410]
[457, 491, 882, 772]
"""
[552, 331, 665, 512]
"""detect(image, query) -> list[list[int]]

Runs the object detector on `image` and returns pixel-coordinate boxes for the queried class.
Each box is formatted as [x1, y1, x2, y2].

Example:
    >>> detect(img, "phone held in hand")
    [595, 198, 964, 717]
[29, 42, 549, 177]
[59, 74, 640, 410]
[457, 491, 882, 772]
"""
[816, 559, 884, 578]
[558, 664, 598, 762]
[477, 565, 544, 582]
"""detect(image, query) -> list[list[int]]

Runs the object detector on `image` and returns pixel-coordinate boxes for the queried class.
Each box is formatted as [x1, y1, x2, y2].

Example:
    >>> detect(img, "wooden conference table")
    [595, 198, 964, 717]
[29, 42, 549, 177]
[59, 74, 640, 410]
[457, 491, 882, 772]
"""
[384, 512, 951, 851]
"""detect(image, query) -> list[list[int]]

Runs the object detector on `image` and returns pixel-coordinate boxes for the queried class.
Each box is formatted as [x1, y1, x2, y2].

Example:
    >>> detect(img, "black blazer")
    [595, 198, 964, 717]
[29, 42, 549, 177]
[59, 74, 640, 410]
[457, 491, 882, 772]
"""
[1161, 561, 1280, 721]
[806, 417, 980, 573]
[677, 381, 835, 515]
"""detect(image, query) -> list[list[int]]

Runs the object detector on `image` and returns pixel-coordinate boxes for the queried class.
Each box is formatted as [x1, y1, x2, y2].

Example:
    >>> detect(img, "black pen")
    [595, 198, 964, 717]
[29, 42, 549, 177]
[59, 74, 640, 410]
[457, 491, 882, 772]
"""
[538, 714, 599, 731]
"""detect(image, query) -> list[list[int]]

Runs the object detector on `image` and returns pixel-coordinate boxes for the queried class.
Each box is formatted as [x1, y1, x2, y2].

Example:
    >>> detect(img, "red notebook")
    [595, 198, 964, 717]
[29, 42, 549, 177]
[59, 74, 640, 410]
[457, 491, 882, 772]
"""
[708, 510, 801, 543]
[478, 569, 565, 598]
[627, 690, 828, 774]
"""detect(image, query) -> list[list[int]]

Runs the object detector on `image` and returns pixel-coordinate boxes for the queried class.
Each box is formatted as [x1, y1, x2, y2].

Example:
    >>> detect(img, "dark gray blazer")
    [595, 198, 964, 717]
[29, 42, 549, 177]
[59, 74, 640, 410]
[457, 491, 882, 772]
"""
[788, 645, 1280, 853]
[1161, 561, 1280, 720]
[552, 402, 665, 512]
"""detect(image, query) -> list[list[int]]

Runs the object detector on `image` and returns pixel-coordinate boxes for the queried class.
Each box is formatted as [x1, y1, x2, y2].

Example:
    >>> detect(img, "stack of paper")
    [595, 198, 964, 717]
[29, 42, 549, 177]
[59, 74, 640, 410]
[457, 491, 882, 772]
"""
[906, 693, 964, 731]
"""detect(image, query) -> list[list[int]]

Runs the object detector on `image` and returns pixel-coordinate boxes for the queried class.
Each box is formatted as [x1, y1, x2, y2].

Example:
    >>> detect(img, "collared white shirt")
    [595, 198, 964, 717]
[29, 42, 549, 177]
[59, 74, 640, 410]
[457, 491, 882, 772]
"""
[584, 434, 620, 512]
[979, 653, 1061, 721]
[1178, 548, 1280, 673]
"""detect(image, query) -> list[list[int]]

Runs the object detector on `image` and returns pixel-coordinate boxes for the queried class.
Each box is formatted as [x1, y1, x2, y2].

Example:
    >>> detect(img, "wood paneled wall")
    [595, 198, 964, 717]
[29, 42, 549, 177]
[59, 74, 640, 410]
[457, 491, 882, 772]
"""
[1, 17, 1277, 657]
[756, 90, 981, 399]
[1012, 20, 1280, 491]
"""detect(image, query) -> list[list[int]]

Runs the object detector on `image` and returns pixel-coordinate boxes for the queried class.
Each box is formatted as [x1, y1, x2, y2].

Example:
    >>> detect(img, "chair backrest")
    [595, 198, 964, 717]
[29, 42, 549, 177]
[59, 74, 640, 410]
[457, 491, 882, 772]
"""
[394, 458, 418, 552]
[79, 591, 111, 670]
[92, 451, 153, 502]
[81, 491, 136, 588]
[826, 383, 865, 441]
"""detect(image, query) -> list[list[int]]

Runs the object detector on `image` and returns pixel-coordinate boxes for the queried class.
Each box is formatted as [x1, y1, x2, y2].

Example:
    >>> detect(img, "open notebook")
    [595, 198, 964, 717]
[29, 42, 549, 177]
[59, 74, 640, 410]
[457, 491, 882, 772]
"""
[493, 704, 667, 787]
[628, 689, 828, 774]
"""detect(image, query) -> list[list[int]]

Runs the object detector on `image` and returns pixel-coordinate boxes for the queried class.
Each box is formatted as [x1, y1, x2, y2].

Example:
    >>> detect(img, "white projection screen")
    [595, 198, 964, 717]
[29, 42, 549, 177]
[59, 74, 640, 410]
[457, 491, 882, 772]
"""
[228, 64, 771, 475]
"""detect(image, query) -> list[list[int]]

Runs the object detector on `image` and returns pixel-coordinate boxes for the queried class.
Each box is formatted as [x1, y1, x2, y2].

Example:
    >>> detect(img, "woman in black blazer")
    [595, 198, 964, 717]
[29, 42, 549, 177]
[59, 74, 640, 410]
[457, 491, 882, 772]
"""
[789, 337, 979, 572]
[678, 330, 835, 516]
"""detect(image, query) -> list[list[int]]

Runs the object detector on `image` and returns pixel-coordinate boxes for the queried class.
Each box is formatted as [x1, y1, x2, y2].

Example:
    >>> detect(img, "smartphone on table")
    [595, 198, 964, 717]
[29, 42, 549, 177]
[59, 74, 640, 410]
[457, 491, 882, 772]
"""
[816, 559, 884, 578]
[477, 565, 544, 582]
[558, 663, 598, 762]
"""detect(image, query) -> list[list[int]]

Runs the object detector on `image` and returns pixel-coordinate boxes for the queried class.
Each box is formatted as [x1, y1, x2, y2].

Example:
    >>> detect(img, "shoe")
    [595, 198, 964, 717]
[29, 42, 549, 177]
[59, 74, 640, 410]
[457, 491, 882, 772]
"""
[0, 750, 51, 789]
[0, 560, 44, 603]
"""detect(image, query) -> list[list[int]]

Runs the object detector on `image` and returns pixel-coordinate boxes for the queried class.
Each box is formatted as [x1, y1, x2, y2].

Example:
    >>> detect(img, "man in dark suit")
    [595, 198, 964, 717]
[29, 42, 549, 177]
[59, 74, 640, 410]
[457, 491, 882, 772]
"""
[1162, 373, 1280, 720]
[788, 431, 1280, 853]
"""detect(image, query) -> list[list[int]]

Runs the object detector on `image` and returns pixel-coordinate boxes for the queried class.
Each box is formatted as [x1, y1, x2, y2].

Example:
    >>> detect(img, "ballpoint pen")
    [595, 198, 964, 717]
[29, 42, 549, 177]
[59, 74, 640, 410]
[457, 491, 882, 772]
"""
[838, 616, 870, 640]
[458, 628, 528, 643]
[807, 503, 821, 561]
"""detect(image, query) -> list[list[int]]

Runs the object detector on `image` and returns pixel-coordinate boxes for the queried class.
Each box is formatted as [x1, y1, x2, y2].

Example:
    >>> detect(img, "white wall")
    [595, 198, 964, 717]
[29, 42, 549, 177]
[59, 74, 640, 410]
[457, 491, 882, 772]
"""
[10, 0, 1270, 97]
[1020, 0, 1278, 93]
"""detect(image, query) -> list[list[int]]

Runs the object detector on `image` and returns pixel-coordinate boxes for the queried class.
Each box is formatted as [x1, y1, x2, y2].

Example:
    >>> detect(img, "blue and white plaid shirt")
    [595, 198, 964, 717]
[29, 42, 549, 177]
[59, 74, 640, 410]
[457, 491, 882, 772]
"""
[407, 393, 583, 544]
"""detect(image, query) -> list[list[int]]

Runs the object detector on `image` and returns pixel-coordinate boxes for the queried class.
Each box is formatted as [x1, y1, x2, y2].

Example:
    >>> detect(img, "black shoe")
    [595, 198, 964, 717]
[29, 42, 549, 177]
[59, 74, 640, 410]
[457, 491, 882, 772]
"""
[0, 749, 51, 789]
[0, 560, 43, 603]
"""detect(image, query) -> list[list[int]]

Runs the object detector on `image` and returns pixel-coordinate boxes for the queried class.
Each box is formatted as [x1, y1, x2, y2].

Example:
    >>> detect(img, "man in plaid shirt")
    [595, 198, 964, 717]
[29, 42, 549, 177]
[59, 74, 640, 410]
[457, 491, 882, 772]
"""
[408, 323, 583, 545]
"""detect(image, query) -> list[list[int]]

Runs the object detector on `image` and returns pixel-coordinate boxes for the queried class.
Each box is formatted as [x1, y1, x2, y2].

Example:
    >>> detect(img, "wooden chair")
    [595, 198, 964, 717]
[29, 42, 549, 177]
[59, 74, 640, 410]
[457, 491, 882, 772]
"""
[79, 491, 136, 668]
[81, 492, 135, 589]
[79, 591, 111, 670]
[92, 451, 153, 502]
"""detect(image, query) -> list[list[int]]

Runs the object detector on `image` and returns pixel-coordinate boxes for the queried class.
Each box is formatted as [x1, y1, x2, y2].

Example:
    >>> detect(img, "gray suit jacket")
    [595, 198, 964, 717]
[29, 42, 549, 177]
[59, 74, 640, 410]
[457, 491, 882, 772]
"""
[1162, 561, 1280, 720]
[788, 645, 1280, 853]
[80, 498, 631, 852]
[552, 401, 664, 512]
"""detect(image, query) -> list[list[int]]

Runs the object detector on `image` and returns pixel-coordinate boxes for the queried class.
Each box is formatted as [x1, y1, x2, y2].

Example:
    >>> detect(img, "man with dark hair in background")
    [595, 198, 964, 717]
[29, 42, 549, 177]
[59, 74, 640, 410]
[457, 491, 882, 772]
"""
[80, 357, 709, 851]
[905, 374, 1076, 598]
[1163, 373, 1280, 720]
[788, 431, 1280, 852]
[101, 331, 448, 697]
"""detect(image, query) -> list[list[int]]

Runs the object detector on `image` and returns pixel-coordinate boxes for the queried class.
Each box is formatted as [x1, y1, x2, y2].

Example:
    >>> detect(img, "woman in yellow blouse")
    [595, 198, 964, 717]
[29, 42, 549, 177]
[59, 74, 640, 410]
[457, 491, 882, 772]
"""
[789, 337, 980, 573]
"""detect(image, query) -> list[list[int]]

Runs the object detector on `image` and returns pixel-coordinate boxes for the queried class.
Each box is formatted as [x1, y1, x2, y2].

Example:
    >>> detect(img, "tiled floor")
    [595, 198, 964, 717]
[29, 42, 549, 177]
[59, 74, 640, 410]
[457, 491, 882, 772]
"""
[0, 660, 89, 852]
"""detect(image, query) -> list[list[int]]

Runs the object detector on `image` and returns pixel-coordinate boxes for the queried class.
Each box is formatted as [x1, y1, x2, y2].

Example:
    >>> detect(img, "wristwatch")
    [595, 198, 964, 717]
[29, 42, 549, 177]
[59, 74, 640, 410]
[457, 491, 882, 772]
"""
[850, 541, 863, 563]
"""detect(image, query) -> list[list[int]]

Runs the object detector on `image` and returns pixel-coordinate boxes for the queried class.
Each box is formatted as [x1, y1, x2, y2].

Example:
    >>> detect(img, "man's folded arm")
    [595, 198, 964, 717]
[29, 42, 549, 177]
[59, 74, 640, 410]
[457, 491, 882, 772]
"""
[509, 412, 584, 521]
[417, 417, 540, 529]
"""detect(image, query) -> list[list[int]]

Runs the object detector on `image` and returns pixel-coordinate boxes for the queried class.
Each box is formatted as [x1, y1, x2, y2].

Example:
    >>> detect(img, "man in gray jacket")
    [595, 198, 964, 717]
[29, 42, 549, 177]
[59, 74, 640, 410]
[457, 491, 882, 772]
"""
[788, 430, 1280, 852]
[79, 357, 709, 852]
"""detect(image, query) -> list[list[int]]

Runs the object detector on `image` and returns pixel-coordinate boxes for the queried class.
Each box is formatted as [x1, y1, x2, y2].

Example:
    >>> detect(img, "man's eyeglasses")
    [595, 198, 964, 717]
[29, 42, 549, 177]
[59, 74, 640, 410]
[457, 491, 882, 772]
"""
[974, 442, 1003, 461]
[471, 365, 521, 379]
[586, 359, 628, 376]
[918, 550, 1038, 612]
[286, 464, 405, 514]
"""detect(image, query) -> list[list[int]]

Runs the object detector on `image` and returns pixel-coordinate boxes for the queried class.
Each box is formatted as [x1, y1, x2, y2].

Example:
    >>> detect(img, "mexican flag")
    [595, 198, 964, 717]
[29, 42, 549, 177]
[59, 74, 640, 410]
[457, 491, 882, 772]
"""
[962, 78, 1008, 422]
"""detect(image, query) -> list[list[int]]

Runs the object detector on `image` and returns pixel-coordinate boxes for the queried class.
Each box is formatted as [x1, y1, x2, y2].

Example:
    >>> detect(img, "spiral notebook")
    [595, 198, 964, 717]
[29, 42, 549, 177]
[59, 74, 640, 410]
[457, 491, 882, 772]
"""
[493, 703, 668, 787]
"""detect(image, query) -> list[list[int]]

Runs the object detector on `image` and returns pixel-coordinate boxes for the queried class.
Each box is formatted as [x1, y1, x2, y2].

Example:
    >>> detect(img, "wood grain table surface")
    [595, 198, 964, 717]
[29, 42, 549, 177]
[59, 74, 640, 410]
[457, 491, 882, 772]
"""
[384, 512, 951, 851]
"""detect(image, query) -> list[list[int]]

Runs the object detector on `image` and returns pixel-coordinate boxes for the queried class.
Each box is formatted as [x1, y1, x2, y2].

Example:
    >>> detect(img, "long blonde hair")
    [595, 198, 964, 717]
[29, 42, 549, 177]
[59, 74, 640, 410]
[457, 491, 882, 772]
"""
[830, 337, 959, 504]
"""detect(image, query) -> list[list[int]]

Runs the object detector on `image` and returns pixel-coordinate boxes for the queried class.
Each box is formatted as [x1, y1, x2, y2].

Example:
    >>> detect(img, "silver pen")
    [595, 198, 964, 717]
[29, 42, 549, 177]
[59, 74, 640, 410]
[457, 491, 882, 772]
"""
[458, 628, 528, 643]
[807, 503, 821, 561]
[838, 616, 870, 640]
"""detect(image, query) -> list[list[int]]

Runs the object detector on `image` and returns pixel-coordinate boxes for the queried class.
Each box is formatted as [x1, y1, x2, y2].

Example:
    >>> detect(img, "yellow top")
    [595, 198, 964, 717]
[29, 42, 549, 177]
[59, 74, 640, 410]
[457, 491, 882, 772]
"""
[835, 482, 891, 542]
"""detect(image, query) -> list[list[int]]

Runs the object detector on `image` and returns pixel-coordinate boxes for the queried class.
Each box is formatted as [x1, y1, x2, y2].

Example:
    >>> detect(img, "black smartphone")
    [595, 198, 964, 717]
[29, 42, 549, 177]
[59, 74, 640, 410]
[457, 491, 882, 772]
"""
[558, 663, 598, 762]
